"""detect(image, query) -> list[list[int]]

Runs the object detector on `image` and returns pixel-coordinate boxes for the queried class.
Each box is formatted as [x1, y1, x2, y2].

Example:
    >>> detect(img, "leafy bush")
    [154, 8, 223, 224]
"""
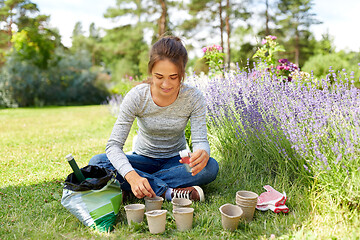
[108, 79, 137, 96]
[201, 44, 224, 76]
[0, 48, 109, 107]
[302, 52, 360, 87]
[302, 53, 350, 81]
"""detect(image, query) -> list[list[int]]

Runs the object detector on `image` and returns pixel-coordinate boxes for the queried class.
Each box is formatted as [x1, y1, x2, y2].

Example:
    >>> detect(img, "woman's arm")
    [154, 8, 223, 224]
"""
[105, 87, 141, 178]
[106, 86, 155, 198]
[187, 88, 211, 176]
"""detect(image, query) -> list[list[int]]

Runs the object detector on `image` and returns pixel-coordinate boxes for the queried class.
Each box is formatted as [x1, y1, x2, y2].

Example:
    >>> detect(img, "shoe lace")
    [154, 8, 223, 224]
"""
[173, 189, 191, 199]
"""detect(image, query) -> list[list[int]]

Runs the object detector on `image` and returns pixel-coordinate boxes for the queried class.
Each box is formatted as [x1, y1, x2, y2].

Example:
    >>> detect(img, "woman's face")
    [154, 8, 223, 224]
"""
[151, 59, 181, 100]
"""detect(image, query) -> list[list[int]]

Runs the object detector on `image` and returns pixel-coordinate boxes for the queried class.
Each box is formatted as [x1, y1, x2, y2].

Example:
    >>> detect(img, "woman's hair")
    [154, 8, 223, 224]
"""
[148, 36, 188, 82]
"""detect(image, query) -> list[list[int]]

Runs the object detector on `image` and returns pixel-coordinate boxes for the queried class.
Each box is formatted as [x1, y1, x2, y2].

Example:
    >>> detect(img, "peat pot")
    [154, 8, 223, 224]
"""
[173, 207, 194, 231]
[144, 196, 164, 212]
[124, 203, 145, 226]
[145, 209, 167, 234]
[219, 203, 243, 231]
[171, 197, 192, 210]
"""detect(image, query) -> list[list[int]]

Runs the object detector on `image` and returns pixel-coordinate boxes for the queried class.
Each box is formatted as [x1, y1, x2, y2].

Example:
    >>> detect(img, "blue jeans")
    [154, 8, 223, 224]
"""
[88, 153, 219, 196]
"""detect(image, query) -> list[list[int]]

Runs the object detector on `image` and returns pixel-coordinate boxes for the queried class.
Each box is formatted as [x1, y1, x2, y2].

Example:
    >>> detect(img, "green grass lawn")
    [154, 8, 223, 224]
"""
[0, 106, 358, 239]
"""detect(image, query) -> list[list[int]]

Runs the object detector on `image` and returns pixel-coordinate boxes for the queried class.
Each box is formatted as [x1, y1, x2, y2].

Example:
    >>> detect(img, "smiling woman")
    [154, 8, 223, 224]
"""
[88, 36, 219, 203]
[151, 59, 181, 107]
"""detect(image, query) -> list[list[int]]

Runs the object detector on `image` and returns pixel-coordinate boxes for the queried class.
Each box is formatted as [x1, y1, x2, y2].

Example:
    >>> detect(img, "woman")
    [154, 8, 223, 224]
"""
[89, 36, 219, 202]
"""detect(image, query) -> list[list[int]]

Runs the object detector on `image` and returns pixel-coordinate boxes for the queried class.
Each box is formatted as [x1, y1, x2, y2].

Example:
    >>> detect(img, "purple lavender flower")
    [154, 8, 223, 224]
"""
[188, 63, 360, 199]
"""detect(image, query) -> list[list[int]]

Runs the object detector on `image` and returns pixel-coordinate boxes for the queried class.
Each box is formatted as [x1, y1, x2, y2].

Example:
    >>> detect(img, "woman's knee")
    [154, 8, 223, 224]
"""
[206, 157, 219, 182]
[88, 153, 108, 165]
[197, 157, 219, 184]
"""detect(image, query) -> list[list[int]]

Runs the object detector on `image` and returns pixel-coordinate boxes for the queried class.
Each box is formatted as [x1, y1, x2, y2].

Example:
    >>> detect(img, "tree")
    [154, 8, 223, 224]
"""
[0, 0, 42, 65]
[158, 0, 168, 36]
[101, 24, 148, 80]
[185, 0, 251, 67]
[102, 0, 185, 79]
[256, 0, 278, 38]
[276, 0, 321, 66]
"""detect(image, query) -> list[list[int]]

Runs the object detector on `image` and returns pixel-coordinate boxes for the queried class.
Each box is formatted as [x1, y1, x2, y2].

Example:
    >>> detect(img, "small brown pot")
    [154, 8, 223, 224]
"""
[219, 203, 243, 231]
[124, 203, 145, 225]
[144, 196, 164, 212]
[145, 209, 167, 234]
[173, 207, 194, 231]
[171, 197, 192, 210]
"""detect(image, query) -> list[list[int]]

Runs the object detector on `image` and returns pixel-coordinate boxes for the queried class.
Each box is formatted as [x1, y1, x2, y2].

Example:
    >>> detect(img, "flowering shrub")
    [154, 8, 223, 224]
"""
[202, 44, 224, 76]
[275, 58, 299, 82]
[253, 35, 284, 67]
[253, 36, 314, 84]
[188, 65, 360, 206]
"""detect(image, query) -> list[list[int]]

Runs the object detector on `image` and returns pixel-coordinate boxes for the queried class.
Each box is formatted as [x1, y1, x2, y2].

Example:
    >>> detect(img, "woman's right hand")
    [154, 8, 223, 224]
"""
[125, 170, 156, 199]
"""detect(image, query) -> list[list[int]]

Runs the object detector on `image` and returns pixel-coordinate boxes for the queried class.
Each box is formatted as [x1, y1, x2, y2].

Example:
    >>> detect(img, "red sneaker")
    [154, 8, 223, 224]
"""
[171, 186, 205, 202]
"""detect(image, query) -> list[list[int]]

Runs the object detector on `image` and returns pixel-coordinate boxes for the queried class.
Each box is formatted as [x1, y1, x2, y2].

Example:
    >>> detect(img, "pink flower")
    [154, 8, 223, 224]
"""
[262, 39, 267, 45]
[129, 76, 133, 80]
[269, 35, 277, 40]
[202, 47, 207, 53]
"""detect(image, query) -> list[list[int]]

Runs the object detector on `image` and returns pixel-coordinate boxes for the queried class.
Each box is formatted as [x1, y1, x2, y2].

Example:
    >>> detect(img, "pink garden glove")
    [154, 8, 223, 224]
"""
[257, 185, 287, 207]
[256, 203, 289, 213]
[256, 185, 289, 213]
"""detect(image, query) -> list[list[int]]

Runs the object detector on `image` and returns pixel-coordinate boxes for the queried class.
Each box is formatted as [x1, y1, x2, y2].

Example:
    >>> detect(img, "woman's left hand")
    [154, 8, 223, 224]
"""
[188, 149, 209, 176]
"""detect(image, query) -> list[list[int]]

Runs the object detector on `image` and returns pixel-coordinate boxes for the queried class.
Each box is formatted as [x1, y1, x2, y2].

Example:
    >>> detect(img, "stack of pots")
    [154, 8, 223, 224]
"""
[235, 191, 258, 222]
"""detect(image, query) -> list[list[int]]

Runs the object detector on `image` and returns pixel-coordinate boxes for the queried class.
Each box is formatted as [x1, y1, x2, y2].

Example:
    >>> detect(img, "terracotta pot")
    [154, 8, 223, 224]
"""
[173, 207, 194, 231]
[219, 203, 243, 231]
[145, 209, 167, 234]
[124, 203, 145, 225]
[144, 196, 164, 212]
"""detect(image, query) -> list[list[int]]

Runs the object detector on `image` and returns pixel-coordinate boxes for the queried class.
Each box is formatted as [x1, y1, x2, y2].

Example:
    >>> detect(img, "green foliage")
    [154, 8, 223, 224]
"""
[0, 0, 49, 65]
[71, 22, 103, 66]
[231, 42, 257, 70]
[0, 47, 109, 107]
[193, 57, 209, 75]
[253, 35, 285, 67]
[109, 79, 136, 96]
[275, 0, 322, 66]
[201, 44, 224, 76]
[11, 28, 56, 69]
[101, 25, 149, 81]
[302, 52, 360, 84]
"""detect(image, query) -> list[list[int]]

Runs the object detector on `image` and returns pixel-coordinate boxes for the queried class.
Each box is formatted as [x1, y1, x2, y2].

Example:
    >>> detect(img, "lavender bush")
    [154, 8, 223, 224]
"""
[105, 94, 123, 117]
[187, 64, 360, 206]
